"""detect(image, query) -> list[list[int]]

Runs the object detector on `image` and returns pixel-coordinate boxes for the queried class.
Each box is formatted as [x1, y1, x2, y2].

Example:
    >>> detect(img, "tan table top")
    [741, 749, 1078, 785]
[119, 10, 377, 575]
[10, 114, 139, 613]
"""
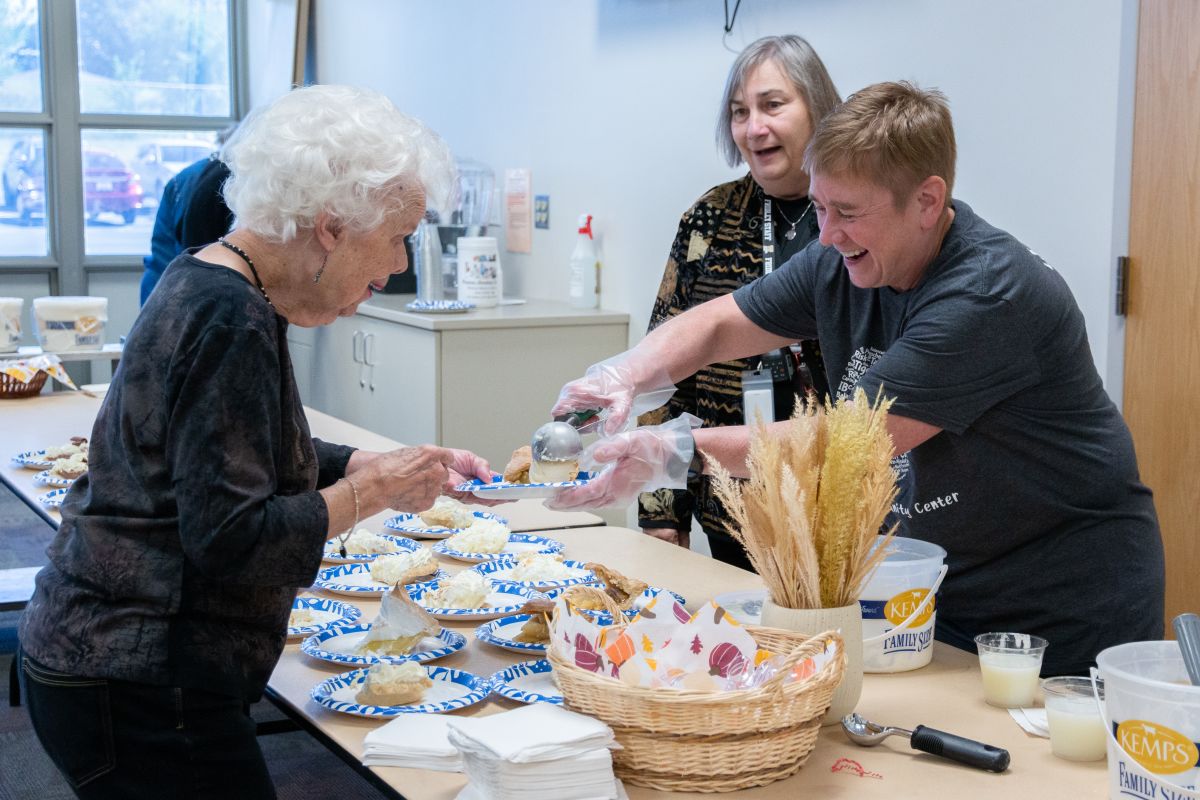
[0, 391, 602, 532]
[268, 524, 1106, 799]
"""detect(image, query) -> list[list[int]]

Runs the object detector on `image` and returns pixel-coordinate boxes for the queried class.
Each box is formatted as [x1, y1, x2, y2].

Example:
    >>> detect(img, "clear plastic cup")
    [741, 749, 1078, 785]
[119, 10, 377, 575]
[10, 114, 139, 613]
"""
[974, 632, 1049, 707]
[1042, 676, 1106, 761]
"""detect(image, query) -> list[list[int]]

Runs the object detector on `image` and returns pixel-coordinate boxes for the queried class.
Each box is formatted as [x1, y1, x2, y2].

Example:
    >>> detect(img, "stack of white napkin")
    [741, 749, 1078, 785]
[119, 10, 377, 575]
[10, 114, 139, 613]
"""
[447, 704, 624, 800]
[362, 713, 463, 771]
[1008, 707, 1050, 738]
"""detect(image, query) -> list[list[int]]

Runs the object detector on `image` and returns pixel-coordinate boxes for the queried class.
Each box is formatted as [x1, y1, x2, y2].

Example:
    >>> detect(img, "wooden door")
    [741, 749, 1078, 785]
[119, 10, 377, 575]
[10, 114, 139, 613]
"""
[1125, 0, 1200, 633]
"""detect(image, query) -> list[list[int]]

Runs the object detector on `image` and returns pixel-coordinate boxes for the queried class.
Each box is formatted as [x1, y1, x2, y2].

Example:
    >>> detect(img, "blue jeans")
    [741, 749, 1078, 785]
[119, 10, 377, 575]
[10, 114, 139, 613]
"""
[19, 648, 276, 799]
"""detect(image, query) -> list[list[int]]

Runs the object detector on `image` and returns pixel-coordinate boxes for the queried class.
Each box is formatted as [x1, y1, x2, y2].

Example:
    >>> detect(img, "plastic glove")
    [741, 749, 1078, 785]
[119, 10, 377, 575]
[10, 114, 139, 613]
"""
[545, 414, 701, 510]
[551, 351, 678, 436]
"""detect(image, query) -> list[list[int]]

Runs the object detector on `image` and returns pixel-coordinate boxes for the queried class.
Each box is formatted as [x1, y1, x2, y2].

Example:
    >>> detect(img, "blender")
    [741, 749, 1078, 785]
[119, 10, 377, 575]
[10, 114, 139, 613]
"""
[382, 158, 495, 298]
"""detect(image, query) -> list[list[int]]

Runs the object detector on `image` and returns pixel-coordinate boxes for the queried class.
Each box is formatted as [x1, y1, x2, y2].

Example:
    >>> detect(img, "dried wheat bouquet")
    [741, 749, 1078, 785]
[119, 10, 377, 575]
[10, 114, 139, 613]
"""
[711, 387, 900, 610]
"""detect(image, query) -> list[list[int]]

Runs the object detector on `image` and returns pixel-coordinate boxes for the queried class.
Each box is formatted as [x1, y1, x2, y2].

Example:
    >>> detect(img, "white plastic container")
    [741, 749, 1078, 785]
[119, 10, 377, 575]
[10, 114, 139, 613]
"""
[456, 236, 501, 308]
[859, 535, 948, 672]
[32, 296, 107, 352]
[568, 214, 600, 309]
[1096, 641, 1200, 797]
[0, 297, 22, 353]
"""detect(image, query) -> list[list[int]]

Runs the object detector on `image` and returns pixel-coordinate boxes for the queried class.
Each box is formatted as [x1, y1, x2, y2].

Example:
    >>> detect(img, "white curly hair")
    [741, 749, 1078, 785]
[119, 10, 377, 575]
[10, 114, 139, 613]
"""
[221, 84, 454, 243]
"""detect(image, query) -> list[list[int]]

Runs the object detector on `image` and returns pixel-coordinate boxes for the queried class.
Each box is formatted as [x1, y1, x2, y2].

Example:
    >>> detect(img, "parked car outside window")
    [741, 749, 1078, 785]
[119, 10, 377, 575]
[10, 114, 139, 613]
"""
[2, 139, 143, 225]
[136, 139, 214, 206]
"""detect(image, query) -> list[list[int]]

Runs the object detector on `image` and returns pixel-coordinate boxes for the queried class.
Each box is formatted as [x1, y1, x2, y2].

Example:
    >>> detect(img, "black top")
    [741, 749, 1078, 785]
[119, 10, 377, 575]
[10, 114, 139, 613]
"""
[140, 156, 233, 304]
[21, 254, 355, 700]
[734, 201, 1164, 674]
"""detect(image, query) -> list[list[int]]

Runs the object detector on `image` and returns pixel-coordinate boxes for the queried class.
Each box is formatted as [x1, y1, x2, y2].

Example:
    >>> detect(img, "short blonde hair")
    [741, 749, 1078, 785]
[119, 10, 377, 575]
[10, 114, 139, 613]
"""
[805, 81, 955, 207]
[716, 35, 841, 168]
[221, 84, 454, 243]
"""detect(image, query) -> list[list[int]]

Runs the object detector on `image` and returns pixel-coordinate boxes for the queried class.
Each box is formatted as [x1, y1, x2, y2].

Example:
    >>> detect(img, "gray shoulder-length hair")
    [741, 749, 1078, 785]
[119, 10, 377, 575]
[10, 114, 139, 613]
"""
[716, 35, 841, 168]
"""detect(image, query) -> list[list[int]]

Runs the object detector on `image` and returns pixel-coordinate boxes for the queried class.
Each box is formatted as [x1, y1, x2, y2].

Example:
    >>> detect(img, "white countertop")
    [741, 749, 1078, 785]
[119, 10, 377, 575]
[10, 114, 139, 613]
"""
[356, 294, 629, 331]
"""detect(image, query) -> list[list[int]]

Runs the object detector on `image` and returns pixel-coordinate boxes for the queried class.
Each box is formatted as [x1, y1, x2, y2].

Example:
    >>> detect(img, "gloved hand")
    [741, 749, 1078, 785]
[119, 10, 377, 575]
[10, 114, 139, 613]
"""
[551, 351, 677, 436]
[546, 414, 701, 510]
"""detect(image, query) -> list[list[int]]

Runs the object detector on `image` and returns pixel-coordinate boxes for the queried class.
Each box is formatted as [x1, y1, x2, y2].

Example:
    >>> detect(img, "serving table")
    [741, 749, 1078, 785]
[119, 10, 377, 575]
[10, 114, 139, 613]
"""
[1, 392, 1108, 797]
[269, 524, 1107, 798]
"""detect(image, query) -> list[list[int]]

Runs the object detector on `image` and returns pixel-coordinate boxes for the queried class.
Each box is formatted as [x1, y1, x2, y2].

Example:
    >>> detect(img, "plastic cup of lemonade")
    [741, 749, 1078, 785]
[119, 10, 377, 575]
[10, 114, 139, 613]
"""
[974, 632, 1049, 707]
[1042, 676, 1107, 761]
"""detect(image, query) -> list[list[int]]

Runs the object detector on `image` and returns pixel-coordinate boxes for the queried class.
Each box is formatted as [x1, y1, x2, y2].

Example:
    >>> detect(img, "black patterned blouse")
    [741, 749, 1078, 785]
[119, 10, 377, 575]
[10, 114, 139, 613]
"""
[19, 253, 354, 701]
[637, 175, 824, 555]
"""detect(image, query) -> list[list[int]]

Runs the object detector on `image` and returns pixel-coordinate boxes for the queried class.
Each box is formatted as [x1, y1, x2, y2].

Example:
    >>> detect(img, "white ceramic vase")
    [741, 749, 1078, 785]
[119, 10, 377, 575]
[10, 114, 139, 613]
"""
[760, 598, 862, 725]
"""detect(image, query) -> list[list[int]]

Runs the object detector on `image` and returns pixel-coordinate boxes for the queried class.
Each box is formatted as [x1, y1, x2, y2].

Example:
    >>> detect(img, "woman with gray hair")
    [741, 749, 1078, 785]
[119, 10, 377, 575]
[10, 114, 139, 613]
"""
[18, 84, 492, 797]
[638, 35, 839, 568]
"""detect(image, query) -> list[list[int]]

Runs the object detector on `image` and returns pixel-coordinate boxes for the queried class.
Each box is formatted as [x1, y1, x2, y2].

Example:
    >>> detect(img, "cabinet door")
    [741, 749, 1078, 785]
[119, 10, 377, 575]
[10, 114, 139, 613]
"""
[306, 316, 368, 424]
[357, 315, 438, 446]
[439, 323, 628, 468]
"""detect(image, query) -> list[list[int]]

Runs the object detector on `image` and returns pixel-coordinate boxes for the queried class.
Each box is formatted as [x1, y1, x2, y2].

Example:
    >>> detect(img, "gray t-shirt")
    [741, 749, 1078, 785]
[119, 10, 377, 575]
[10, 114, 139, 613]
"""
[733, 200, 1163, 675]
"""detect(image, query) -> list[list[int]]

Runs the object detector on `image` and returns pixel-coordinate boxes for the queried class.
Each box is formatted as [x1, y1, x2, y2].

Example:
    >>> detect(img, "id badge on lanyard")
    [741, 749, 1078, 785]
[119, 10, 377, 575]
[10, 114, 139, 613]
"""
[762, 197, 777, 275]
[741, 197, 791, 423]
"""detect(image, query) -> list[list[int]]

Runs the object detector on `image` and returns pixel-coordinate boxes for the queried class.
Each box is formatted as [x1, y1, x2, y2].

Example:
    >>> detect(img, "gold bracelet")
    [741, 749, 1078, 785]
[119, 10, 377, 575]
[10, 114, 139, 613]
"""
[336, 475, 361, 558]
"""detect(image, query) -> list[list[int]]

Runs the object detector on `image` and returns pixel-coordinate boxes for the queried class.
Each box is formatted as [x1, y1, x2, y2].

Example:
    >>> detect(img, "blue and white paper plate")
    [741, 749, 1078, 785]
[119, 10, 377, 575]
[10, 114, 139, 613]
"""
[432, 532, 565, 563]
[404, 299, 475, 314]
[300, 623, 465, 666]
[33, 469, 77, 488]
[407, 579, 537, 621]
[313, 562, 447, 597]
[384, 510, 508, 540]
[321, 532, 419, 563]
[468, 558, 593, 590]
[12, 449, 53, 470]
[473, 614, 548, 655]
[38, 487, 70, 510]
[288, 596, 363, 639]
[311, 665, 490, 717]
[455, 472, 594, 501]
[491, 659, 562, 705]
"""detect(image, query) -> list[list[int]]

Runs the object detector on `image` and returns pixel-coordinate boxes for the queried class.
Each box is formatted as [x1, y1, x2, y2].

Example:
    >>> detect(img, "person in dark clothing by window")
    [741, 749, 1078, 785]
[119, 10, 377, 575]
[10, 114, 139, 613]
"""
[139, 152, 234, 304]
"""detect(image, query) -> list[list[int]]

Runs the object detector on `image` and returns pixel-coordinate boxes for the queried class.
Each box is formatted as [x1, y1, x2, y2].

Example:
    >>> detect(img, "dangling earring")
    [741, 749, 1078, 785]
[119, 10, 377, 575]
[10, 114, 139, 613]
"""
[313, 252, 329, 284]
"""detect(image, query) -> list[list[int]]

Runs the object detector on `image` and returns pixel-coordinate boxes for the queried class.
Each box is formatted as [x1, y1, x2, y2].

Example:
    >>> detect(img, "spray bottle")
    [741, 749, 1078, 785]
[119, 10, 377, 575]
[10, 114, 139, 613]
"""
[568, 214, 600, 309]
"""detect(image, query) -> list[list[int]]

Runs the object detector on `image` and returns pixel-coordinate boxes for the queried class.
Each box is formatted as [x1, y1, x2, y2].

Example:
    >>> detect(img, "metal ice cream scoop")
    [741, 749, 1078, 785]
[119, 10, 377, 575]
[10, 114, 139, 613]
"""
[841, 713, 1010, 772]
[530, 410, 600, 464]
[1172, 613, 1200, 685]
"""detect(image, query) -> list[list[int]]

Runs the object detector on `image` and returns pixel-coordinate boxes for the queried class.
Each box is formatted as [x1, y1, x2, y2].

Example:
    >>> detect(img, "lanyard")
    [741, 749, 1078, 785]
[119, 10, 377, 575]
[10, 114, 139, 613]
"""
[762, 197, 776, 274]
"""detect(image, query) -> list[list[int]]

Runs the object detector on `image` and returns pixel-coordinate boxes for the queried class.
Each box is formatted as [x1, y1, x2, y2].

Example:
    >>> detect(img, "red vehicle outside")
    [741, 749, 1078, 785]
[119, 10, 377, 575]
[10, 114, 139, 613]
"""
[3, 139, 144, 225]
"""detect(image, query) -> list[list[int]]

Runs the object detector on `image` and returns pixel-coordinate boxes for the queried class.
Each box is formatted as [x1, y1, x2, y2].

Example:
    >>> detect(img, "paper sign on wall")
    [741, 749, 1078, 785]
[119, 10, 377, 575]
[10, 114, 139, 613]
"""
[504, 168, 532, 254]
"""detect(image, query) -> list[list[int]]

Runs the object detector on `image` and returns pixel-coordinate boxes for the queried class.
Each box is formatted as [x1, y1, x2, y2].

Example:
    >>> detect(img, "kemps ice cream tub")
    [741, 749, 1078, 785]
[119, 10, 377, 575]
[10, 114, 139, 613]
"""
[1094, 641, 1200, 799]
[859, 536, 948, 673]
[32, 296, 106, 352]
[0, 297, 21, 352]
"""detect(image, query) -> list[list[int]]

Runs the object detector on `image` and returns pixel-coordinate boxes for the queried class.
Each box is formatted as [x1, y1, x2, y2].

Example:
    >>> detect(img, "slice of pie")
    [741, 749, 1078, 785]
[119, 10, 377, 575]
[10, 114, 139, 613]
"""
[355, 661, 432, 706]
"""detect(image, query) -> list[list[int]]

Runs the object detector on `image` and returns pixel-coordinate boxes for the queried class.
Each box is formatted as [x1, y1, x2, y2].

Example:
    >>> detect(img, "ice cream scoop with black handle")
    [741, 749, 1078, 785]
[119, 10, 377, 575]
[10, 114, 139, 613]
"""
[842, 712, 1010, 772]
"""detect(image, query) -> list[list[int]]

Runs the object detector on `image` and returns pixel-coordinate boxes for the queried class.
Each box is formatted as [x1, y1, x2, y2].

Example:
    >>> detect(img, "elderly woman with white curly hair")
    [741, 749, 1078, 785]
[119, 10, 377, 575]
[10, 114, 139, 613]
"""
[17, 85, 491, 798]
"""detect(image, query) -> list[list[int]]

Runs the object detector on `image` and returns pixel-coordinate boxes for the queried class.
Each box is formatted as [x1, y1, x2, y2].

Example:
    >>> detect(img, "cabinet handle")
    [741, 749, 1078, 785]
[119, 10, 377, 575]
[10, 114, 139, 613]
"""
[363, 333, 377, 366]
[351, 330, 364, 364]
[365, 333, 377, 391]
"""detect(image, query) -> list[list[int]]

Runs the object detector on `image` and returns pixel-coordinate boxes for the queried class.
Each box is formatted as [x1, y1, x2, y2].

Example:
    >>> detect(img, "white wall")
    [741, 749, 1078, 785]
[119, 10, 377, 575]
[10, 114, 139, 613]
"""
[315, 0, 1137, 399]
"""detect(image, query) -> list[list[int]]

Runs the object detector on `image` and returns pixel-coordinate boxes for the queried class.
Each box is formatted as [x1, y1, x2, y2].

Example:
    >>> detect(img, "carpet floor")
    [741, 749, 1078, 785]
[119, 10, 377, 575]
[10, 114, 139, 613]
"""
[0, 485, 391, 799]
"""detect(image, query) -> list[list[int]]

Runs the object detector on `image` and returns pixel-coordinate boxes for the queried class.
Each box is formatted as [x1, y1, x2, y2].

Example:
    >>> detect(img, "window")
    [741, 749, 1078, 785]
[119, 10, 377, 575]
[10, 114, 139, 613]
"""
[0, 0, 243, 351]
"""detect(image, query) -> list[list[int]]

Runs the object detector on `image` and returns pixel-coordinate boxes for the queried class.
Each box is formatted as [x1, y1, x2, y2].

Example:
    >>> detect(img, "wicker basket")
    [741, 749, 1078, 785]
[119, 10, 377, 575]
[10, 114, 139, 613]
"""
[0, 370, 47, 399]
[548, 594, 845, 793]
